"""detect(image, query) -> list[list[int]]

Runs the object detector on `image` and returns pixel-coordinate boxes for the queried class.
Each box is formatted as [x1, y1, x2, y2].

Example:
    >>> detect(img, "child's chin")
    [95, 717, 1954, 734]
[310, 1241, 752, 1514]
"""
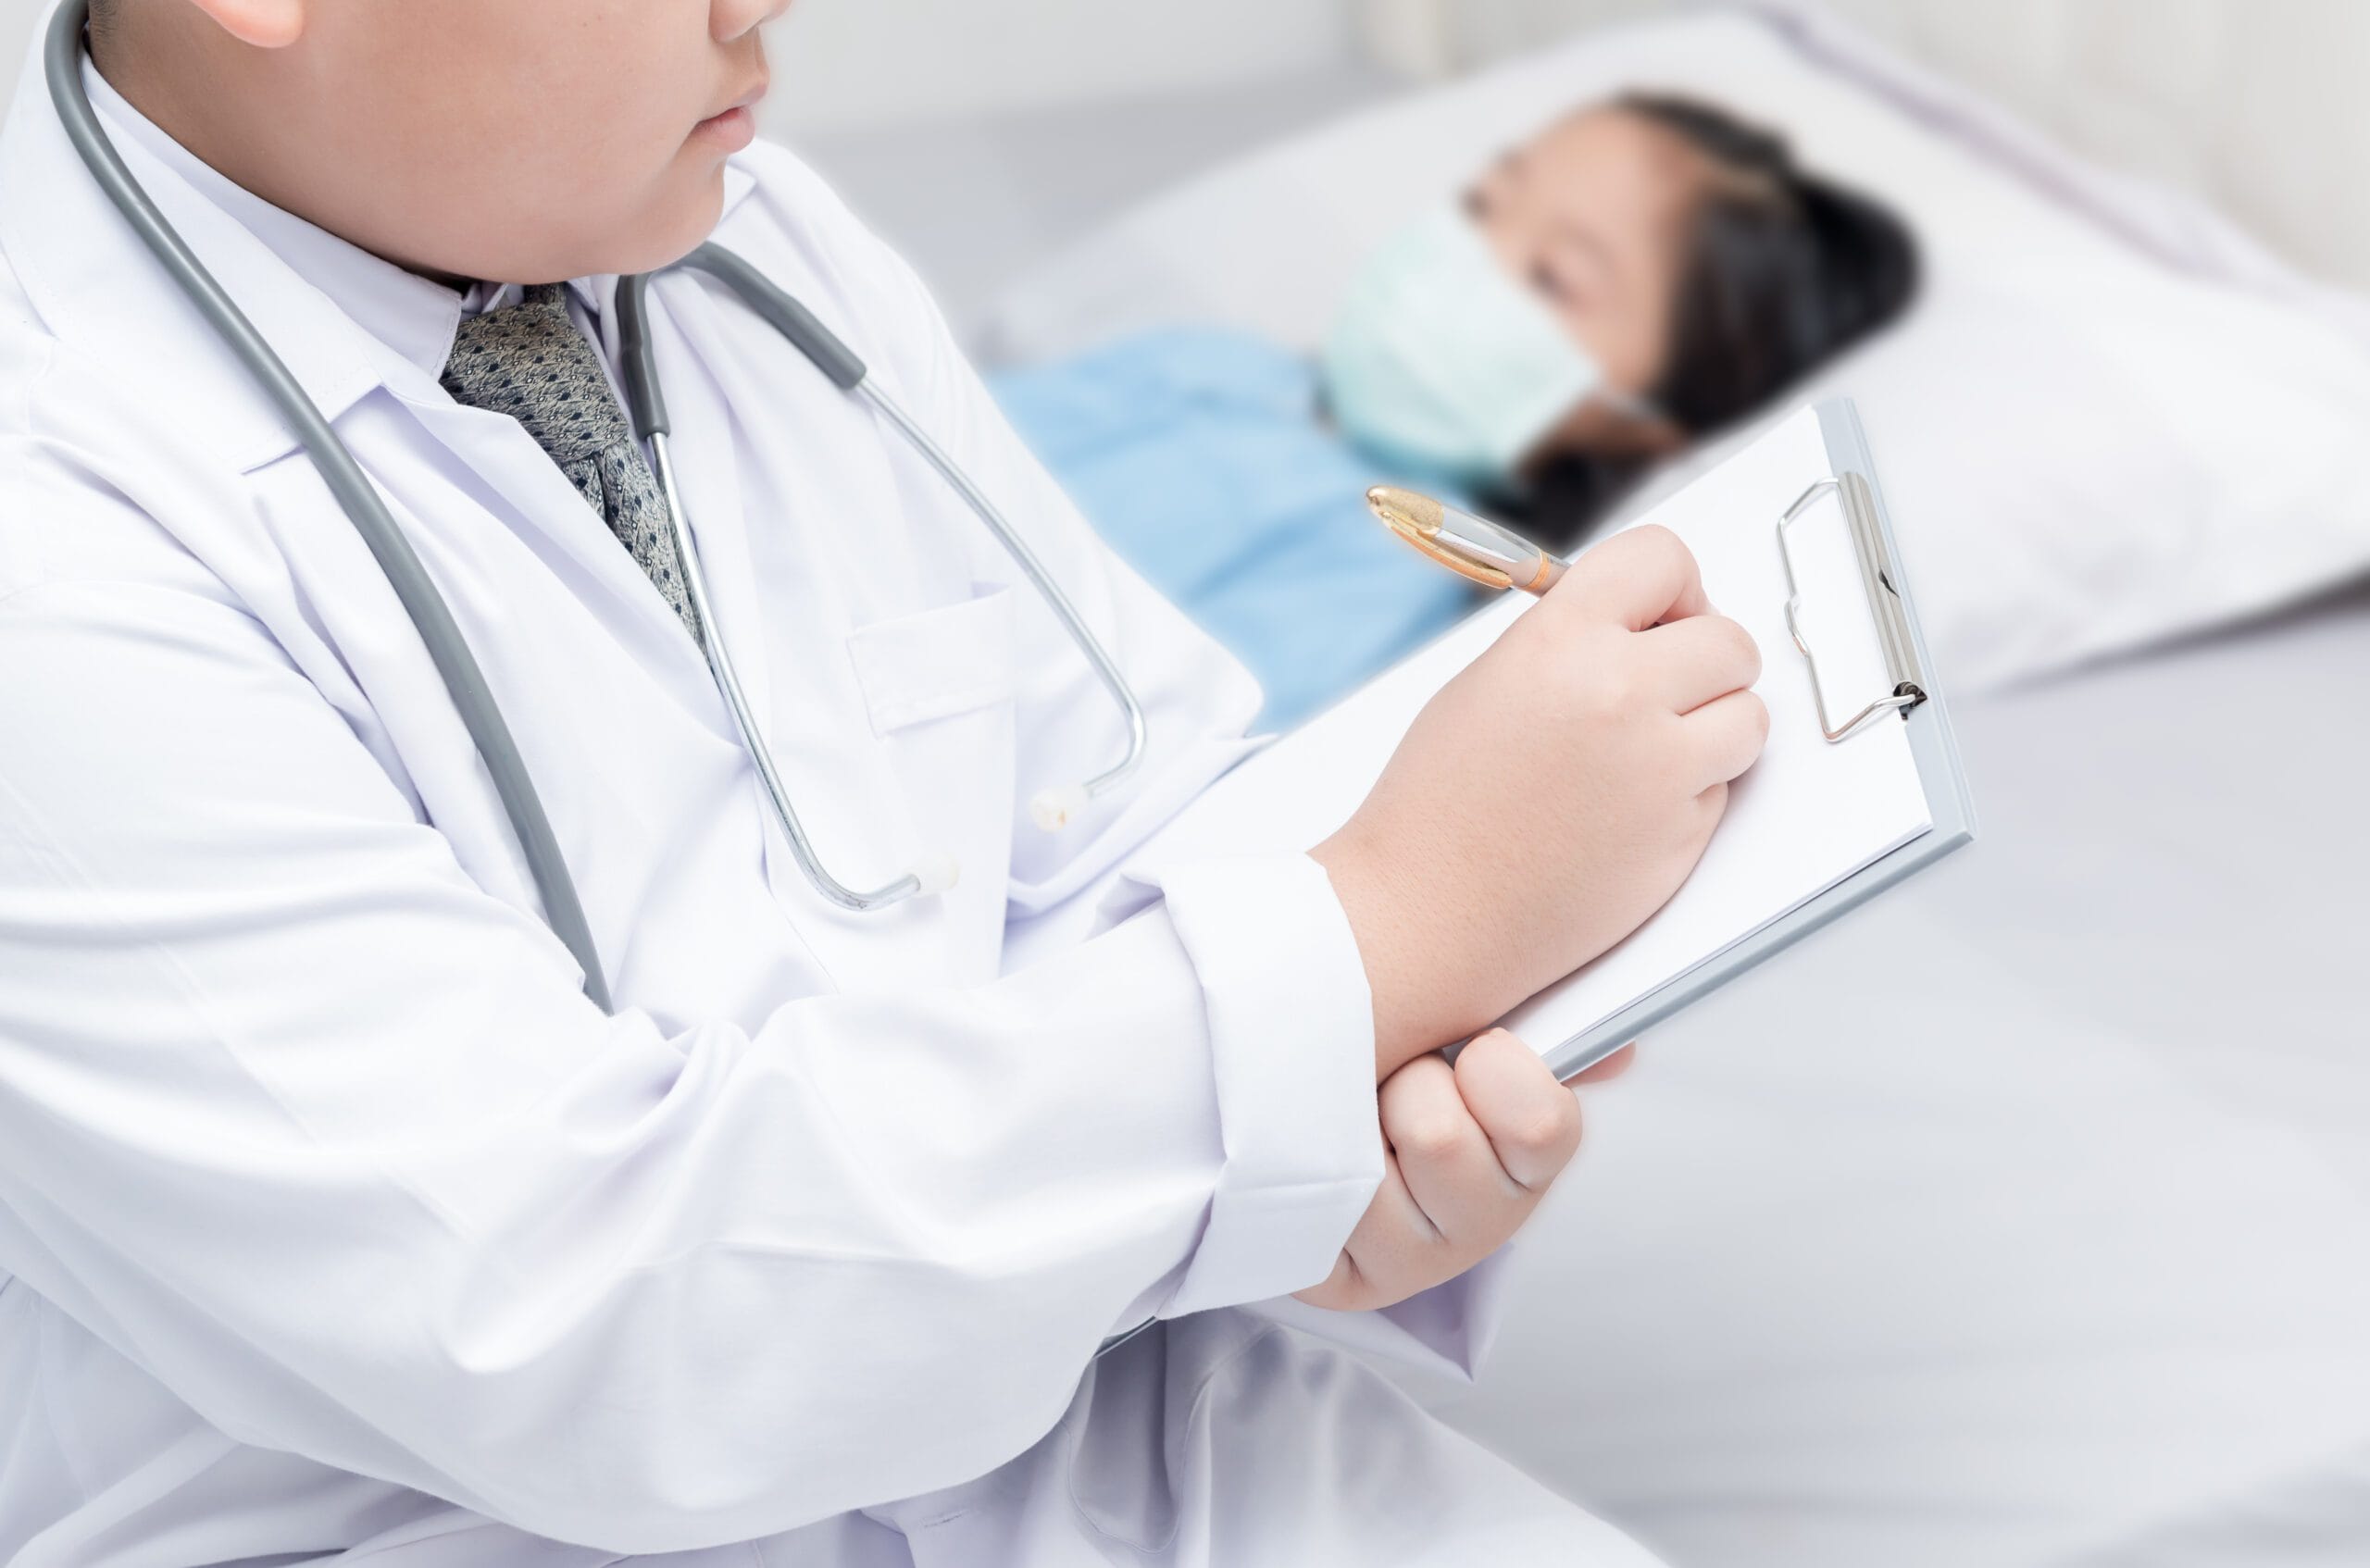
[616, 173, 730, 276]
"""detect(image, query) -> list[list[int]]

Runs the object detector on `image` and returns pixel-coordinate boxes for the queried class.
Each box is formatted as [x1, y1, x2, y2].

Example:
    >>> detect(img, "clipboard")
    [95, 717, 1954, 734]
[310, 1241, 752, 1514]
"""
[1097, 398, 1970, 1361]
[1123, 396, 1974, 1082]
[1533, 397, 1975, 1078]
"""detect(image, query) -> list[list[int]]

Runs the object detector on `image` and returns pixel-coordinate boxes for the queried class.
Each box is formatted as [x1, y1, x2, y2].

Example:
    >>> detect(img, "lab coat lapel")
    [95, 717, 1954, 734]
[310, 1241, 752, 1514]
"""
[394, 381, 740, 729]
[0, 45, 746, 730]
[3, 52, 956, 963]
[0, 50, 444, 473]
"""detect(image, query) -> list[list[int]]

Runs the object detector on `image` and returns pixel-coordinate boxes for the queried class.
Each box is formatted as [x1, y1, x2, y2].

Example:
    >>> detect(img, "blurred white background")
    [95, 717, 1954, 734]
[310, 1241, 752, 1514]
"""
[7, 0, 2368, 328]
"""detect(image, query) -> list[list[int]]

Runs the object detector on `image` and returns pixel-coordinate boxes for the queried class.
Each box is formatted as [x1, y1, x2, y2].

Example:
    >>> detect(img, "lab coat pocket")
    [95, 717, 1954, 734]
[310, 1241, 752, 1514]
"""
[840, 585, 1019, 984]
[845, 583, 1018, 737]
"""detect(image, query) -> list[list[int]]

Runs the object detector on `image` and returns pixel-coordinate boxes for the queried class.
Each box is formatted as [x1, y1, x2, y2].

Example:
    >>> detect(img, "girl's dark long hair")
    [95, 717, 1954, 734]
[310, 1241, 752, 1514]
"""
[1487, 93, 1920, 548]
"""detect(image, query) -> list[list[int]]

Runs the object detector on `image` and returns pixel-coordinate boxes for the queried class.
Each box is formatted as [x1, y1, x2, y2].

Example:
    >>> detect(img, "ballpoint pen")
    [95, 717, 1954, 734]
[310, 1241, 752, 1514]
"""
[1363, 485, 1567, 594]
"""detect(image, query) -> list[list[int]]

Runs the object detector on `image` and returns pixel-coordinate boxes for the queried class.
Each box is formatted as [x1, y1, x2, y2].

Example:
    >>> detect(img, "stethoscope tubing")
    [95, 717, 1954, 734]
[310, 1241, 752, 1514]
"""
[625, 247, 1148, 809]
[44, 0, 615, 1008]
[618, 252, 1151, 908]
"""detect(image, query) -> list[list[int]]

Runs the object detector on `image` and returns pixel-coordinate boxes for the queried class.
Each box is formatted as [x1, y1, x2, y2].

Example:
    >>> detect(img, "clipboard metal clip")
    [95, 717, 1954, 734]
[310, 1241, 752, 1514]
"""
[1777, 475, 1928, 743]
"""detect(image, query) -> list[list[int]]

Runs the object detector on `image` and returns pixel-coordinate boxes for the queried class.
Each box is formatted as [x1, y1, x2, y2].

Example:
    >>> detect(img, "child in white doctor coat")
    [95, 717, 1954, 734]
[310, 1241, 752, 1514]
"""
[0, 3, 1766, 1565]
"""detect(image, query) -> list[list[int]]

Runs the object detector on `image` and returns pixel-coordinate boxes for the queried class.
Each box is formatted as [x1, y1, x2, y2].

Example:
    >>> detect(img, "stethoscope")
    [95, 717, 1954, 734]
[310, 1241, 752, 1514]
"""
[44, 1, 1147, 1011]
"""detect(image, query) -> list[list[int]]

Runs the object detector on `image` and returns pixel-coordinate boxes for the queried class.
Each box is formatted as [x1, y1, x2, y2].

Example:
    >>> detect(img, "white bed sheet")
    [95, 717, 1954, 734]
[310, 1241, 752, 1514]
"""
[1418, 590, 2370, 1568]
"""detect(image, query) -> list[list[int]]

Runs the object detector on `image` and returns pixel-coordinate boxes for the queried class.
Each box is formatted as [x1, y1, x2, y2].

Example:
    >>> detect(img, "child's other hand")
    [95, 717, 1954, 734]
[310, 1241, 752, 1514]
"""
[1295, 1030, 1630, 1312]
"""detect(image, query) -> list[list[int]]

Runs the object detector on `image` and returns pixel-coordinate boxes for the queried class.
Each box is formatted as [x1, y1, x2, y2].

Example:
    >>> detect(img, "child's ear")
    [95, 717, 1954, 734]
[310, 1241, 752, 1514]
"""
[183, 0, 306, 49]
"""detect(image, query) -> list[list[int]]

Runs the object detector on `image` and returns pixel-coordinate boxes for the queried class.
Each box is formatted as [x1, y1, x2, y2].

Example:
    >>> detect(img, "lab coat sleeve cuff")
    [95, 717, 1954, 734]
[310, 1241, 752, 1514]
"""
[1142, 853, 1382, 1316]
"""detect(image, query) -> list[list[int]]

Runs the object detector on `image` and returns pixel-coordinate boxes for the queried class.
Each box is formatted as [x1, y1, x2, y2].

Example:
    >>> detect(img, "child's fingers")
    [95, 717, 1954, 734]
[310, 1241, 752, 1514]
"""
[1554, 524, 1713, 630]
[1453, 1028, 1584, 1192]
[1382, 1053, 1521, 1244]
[1640, 612, 1762, 713]
[1684, 686, 1772, 791]
[1301, 1036, 1606, 1313]
[1298, 1149, 1425, 1311]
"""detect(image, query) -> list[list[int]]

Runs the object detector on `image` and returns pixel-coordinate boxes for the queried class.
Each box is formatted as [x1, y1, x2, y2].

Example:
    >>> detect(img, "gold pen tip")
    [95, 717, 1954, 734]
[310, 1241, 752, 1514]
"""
[1364, 484, 1444, 540]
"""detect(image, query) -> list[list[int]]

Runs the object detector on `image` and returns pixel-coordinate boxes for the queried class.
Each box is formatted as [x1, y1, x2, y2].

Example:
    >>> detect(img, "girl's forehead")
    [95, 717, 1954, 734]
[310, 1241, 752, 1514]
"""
[1516, 108, 1716, 211]
[1497, 111, 1711, 288]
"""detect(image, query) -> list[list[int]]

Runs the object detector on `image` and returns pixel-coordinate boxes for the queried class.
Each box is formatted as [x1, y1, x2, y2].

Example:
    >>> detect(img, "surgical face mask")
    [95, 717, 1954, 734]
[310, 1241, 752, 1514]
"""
[1319, 205, 1646, 487]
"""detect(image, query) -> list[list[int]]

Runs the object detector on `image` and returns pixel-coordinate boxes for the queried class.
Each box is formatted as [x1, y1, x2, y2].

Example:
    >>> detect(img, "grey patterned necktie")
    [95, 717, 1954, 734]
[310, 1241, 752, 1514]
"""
[441, 283, 704, 643]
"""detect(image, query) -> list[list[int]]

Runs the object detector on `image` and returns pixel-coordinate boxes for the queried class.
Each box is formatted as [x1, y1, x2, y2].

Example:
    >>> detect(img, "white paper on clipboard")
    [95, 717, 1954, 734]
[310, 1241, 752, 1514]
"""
[1132, 405, 1938, 1059]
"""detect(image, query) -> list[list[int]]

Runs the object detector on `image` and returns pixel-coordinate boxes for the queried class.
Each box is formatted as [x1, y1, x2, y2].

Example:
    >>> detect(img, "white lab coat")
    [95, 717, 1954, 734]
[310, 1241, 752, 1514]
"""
[0, 41, 1657, 1568]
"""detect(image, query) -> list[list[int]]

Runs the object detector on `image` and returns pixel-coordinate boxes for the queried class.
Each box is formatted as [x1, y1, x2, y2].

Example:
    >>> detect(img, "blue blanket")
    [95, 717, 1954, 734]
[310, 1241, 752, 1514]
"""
[992, 327, 1477, 729]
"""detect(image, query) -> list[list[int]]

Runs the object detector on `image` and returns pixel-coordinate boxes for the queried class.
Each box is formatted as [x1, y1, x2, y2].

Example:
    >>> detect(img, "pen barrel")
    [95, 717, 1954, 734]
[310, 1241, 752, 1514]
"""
[1516, 553, 1567, 596]
[1364, 486, 1566, 595]
[1438, 501, 1565, 595]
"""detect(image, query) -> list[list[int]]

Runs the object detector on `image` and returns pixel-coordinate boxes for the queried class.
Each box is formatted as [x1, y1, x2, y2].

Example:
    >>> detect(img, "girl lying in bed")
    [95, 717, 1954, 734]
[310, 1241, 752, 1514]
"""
[992, 93, 1919, 727]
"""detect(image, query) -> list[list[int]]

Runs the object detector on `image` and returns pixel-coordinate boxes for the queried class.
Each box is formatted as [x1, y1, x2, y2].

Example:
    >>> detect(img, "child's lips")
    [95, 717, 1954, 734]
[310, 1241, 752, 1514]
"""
[692, 104, 757, 153]
[692, 72, 767, 151]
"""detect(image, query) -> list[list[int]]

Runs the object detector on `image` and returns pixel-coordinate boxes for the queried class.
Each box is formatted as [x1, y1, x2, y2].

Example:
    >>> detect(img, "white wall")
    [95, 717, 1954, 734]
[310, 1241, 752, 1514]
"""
[766, 0, 1355, 136]
[1356, 0, 1661, 75]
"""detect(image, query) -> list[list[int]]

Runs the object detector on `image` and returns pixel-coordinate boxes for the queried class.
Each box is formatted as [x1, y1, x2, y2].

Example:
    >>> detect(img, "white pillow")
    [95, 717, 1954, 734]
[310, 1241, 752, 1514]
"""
[980, 6, 2370, 693]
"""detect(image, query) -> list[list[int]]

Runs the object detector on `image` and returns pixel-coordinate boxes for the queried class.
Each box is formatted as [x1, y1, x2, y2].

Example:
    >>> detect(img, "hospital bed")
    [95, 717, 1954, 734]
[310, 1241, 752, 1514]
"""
[1437, 581, 2370, 1568]
[964, 5, 2370, 1564]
